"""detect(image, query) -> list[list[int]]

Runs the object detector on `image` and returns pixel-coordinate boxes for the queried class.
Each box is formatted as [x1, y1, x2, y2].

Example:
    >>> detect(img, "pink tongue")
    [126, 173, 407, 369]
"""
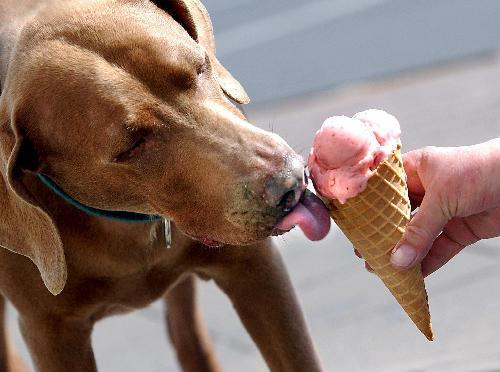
[276, 192, 331, 241]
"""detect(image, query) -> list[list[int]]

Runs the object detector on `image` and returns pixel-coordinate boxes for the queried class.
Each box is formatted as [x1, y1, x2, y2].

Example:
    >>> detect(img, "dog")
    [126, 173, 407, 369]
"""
[0, 0, 329, 370]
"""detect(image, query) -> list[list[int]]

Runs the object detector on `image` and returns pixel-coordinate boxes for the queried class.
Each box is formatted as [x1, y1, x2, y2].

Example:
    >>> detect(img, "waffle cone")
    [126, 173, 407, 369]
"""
[326, 148, 433, 340]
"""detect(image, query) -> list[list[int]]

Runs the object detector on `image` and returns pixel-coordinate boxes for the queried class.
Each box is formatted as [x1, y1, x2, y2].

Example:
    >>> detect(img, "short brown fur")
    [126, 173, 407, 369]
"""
[0, 0, 323, 371]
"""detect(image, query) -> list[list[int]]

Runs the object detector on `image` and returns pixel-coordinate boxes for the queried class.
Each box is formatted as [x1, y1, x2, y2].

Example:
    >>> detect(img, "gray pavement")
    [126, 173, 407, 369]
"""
[7, 52, 500, 371]
[204, 0, 500, 105]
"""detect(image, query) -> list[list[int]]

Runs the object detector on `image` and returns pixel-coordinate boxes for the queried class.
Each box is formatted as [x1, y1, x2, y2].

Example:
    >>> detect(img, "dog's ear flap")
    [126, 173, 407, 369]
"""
[0, 102, 67, 295]
[164, 0, 250, 104]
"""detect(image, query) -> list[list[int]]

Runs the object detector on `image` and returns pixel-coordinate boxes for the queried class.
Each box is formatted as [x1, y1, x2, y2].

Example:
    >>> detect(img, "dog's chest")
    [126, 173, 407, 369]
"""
[61, 224, 187, 314]
[65, 252, 184, 319]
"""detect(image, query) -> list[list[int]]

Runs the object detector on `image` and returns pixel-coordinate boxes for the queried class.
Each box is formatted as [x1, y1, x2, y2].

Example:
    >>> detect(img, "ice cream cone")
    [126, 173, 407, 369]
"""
[326, 147, 433, 341]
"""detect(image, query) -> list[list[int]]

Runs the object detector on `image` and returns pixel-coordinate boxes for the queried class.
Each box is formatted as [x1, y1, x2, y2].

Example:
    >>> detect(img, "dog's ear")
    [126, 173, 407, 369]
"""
[161, 0, 250, 104]
[0, 99, 67, 295]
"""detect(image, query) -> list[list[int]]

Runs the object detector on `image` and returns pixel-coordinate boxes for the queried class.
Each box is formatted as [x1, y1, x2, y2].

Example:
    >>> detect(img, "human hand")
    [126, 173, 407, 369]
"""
[389, 139, 500, 276]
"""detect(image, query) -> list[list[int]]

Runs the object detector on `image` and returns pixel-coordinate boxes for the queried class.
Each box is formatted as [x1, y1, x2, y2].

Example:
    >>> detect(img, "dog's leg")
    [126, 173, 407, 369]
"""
[203, 240, 323, 372]
[0, 296, 28, 372]
[0, 295, 8, 372]
[165, 275, 222, 372]
[18, 315, 96, 372]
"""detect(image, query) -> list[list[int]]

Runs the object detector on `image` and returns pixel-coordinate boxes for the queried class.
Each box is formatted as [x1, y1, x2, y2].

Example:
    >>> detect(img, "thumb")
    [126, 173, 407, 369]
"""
[391, 195, 449, 270]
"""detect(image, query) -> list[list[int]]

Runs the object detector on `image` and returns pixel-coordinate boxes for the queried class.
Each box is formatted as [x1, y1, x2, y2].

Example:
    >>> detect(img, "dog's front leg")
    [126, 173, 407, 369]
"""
[18, 315, 96, 372]
[201, 239, 323, 372]
[164, 274, 222, 372]
[0, 296, 28, 372]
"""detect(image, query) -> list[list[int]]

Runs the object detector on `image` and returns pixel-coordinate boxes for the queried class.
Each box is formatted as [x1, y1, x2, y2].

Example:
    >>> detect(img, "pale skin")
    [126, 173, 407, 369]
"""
[383, 138, 500, 276]
[360, 138, 500, 275]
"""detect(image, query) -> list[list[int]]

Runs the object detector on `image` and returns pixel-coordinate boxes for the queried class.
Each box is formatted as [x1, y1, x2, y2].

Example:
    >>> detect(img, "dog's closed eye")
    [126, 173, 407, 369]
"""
[114, 135, 147, 163]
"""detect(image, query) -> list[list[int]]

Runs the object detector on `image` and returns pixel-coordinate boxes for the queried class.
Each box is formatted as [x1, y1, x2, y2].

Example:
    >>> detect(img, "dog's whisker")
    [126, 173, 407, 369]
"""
[267, 121, 276, 134]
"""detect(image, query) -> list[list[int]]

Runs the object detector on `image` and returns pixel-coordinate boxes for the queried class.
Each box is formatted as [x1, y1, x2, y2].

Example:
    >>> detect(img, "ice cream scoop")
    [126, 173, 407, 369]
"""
[308, 109, 401, 203]
[353, 109, 401, 156]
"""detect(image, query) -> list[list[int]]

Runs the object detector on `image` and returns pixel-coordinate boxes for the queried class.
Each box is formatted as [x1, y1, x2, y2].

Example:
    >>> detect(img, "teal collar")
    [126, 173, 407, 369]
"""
[36, 173, 172, 248]
[36, 173, 162, 223]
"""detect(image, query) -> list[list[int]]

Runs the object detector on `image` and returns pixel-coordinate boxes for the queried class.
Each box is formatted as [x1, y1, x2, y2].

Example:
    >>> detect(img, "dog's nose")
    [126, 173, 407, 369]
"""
[264, 162, 307, 213]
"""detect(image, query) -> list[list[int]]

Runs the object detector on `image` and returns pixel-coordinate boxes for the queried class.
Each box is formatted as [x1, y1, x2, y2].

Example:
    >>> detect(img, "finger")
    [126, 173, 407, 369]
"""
[443, 217, 481, 247]
[403, 151, 426, 196]
[404, 150, 426, 211]
[391, 195, 449, 270]
[408, 192, 424, 211]
[464, 206, 500, 240]
[421, 217, 481, 276]
[421, 232, 467, 277]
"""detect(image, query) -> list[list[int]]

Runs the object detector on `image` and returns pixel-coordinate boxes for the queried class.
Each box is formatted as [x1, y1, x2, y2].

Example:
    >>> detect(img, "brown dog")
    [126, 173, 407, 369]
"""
[0, 0, 330, 371]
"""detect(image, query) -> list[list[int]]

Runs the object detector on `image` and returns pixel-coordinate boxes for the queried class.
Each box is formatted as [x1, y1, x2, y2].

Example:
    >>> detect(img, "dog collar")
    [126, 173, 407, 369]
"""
[36, 173, 172, 247]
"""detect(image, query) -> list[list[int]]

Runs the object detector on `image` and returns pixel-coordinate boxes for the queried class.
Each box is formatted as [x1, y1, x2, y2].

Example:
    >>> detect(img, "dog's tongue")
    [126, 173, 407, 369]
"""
[276, 191, 331, 241]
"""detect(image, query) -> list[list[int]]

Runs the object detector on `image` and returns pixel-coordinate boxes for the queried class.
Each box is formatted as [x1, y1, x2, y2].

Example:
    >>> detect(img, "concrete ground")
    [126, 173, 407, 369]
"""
[7, 54, 500, 371]
[204, 0, 500, 104]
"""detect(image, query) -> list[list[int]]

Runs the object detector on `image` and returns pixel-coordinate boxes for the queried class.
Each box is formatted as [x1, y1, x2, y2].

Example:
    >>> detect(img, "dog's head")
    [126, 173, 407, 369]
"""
[0, 0, 329, 294]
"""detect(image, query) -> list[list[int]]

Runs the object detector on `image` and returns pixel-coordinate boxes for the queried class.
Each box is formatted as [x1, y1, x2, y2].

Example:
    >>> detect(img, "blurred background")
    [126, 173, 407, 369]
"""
[8, 1, 500, 371]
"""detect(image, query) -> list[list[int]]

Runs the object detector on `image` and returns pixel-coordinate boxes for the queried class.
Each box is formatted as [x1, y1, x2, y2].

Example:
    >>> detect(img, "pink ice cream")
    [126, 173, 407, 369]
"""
[308, 109, 401, 204]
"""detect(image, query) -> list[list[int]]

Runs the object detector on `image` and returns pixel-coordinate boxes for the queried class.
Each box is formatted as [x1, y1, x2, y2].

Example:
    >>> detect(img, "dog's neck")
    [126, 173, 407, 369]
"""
[37, 173, 163, 223]
[35, 173, 173, 247]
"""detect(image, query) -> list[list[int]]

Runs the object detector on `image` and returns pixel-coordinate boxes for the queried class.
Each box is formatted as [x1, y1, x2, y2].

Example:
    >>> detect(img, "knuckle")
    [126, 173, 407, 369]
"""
[417, 146, 438, 169]
[430, 189, 455, 219]
[404, 223, 435, 251]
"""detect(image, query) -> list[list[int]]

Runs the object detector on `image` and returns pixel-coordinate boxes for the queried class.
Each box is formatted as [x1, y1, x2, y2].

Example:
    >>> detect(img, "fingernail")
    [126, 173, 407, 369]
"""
[391, 244, 417, 268]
